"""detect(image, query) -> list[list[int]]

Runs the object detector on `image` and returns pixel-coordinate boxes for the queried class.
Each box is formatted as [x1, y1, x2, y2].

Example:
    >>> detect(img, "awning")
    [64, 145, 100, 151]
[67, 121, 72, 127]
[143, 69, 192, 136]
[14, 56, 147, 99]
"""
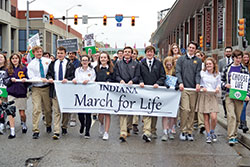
[150, 0, 210, 45]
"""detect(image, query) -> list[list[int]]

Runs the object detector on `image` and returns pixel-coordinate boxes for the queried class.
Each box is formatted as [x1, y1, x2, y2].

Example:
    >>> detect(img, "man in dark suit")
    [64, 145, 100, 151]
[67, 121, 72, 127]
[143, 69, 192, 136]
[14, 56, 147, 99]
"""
[46, 46, 75, 140]
[218, 46, 233, 118]
[139, 46, 166, 142]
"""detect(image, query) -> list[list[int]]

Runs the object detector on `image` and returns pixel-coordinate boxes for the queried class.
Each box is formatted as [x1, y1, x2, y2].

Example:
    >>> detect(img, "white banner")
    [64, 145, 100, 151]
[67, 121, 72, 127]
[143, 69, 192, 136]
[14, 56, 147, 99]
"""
[54, 82, 181, 117]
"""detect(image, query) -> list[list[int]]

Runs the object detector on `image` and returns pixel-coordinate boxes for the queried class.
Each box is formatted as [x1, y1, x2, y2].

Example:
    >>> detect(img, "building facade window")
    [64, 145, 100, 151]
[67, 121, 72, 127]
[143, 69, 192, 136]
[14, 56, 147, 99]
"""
[52, 34, 57, 56]
[0, 0, 2, 9]
[11, 5, 16, 17]
[11, 28, 14, 53]
[243, 0, 250, 42]
[46, 31, 51, 53]
[19, 30, 39, 51]
[218, 0, 224, 48]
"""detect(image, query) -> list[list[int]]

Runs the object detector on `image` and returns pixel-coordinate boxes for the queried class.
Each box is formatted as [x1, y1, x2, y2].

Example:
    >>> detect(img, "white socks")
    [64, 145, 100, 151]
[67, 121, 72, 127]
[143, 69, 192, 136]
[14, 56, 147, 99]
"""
[10, 127, 15, 136]
[163, 129, 168, 135]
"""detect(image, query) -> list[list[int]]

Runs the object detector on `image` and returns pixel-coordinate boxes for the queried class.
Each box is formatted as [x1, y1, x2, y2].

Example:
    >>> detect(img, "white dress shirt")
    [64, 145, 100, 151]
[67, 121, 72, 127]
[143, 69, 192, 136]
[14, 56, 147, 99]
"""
[28, 57, 51, 87]
[200, 70, 221, 91]
[74, 66, 96, 82]
[54, 58, 68, 80]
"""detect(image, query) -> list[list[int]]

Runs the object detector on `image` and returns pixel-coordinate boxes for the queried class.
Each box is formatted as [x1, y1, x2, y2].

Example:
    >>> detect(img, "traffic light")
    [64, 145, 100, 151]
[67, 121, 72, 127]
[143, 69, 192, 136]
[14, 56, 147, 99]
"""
[49, 14, 54, 24]
[199, 36, 203, 48]
[131, 16, 135, 26]
[103, 15, 107, 26]
[74, 15, 78, 25]
[238, 18, 246, 37]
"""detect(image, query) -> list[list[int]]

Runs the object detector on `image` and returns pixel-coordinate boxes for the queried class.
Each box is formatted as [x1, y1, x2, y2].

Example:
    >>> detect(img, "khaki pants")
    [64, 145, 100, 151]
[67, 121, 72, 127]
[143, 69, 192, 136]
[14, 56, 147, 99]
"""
[225, 95, 243, 139]
[194, 93, 204, 128]
[142, 116, 151, 136]
[32, 86, 52, 133]
[151, 117, 157, 134]
[179, 90, 198, 134]
[127, 115, 139, 129]
[120, 115, 128, 136]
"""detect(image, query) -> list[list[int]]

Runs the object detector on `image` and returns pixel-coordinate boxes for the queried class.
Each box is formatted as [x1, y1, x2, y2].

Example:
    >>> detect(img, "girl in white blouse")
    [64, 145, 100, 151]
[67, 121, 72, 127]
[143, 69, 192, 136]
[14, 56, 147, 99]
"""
[196, 57, 221, 144]
[72, 55, 96, 138]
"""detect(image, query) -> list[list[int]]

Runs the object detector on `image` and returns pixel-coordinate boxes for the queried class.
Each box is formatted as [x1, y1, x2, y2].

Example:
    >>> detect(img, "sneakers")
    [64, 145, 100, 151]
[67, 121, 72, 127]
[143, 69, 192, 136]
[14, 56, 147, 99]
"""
[119, 134, 127, 142]
[62, 128, 67, 135]
[32, 133, 39, 139]
[206, 136, 212, 144]
[168, 131, 175, 140]
[233, 138, 238, 144]
[85, 132, 90, 139]
[200, 127, 205, 134]
[142, 134, 151, 142]
[103, 132, 109, 140]
[22, 127, 27, 134]
[211, 133, 217, 142]
[52, 133, 60, 140]
[8, 134, 16, 139]
[79, 126, 84, 135]
[161, 134, 168, 141]
[99, 123, 104, 136]
[187, 134, 194, 141]
[179, 133, 186, 141]
[46, 126, 52, 134]
[151, 133, 158, 139]
[133, 125, 139, 134]
[70, 121, 76, 127]
[228, 138, 235, 146]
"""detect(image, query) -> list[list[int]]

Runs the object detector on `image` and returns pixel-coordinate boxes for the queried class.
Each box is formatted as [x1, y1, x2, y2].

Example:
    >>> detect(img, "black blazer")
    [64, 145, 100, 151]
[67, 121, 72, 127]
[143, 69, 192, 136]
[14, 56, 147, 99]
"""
[139, 58, 166, 86]
[46, 58, 75, 98]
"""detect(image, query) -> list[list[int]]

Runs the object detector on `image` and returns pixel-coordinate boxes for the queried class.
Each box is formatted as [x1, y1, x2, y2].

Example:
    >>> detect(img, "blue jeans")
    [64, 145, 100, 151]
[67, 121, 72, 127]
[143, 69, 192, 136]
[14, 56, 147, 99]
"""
[241, 101, 248, 121]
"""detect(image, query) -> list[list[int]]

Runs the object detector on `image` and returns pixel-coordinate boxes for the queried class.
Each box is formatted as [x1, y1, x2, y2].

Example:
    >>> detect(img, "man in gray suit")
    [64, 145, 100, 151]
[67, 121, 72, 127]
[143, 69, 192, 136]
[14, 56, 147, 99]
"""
[218, 46, 233, 118]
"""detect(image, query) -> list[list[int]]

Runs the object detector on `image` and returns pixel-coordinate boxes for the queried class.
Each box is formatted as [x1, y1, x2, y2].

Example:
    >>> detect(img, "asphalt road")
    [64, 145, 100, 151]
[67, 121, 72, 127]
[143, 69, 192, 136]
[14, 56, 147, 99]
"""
[0, 97, 250, 167]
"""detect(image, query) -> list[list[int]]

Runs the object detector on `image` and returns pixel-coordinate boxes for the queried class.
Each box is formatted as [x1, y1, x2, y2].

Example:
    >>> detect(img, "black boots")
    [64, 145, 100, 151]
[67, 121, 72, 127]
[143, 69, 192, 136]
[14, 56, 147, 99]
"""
[239, 120, 249, 133]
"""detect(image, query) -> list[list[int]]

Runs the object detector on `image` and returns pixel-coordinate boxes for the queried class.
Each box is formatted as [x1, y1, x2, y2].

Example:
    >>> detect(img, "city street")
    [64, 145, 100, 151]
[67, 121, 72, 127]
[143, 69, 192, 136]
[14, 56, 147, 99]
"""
[0, 97, 250, 167]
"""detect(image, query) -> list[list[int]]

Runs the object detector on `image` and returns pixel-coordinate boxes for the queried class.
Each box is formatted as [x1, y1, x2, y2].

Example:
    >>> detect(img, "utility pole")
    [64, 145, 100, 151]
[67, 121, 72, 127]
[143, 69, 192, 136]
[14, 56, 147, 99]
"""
[26, 0, 36, 50]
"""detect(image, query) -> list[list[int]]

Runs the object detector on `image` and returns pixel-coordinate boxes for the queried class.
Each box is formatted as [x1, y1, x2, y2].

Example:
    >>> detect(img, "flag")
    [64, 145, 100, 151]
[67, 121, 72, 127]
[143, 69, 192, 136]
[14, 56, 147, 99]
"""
[133, 43, 136, 48]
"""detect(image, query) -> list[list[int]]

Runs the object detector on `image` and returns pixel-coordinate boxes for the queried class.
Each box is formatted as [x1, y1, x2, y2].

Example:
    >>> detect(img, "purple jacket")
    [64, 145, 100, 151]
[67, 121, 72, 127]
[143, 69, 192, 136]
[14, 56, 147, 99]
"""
[4, 66, 29, 98]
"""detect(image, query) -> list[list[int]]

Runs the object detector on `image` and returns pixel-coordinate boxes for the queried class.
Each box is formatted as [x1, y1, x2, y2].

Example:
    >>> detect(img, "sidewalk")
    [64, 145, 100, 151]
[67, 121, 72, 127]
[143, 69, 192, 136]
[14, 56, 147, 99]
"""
[217, 102, 250, 148]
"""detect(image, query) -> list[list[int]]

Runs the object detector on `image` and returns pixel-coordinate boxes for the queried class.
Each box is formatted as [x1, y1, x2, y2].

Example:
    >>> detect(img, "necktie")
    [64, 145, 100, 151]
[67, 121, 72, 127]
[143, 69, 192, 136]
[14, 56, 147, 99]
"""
[149, 60, 152, 72]
[59, 61, 63, 80]
[227, 58, 230, 64]
[39, 59, 45, 78]
[126, 59, 129, 64]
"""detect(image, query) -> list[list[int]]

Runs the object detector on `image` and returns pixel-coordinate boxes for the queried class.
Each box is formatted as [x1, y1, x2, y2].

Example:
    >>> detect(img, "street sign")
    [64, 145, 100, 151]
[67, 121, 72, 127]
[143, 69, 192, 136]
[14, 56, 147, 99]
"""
[115, 14, 123, 22]
[42, 14, 49, 23]
[117, 23, 122, 27]
[82, 15, 88, 24]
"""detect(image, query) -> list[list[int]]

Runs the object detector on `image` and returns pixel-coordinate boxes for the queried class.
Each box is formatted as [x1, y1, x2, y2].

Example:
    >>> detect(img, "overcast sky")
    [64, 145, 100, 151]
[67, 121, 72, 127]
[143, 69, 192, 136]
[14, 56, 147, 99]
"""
[18, 0, 175, 48]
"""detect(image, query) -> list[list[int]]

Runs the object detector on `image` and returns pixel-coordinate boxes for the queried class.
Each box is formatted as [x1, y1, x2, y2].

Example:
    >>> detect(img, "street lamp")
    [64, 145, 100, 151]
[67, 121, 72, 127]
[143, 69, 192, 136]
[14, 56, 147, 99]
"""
[86, 24, 98, 34]
[66, 4, 82, 38]
[26, 0, 37, 49]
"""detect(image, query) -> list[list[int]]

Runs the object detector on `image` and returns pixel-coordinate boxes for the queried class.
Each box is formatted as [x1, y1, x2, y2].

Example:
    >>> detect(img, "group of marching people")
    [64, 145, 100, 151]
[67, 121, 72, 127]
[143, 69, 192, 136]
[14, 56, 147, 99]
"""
[0, 42, 249, 147]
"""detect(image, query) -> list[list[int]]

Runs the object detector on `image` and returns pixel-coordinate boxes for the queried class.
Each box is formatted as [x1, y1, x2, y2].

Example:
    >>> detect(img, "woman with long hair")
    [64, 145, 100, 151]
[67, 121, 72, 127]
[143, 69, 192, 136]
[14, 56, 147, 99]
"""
[168, 43, 181, 58]
[4, 53, 29, 139]
[95, 51, 114, 140]
[197, 57, 221, 143]
[161, 56, 177, 141]
[72, 55, 96, 138]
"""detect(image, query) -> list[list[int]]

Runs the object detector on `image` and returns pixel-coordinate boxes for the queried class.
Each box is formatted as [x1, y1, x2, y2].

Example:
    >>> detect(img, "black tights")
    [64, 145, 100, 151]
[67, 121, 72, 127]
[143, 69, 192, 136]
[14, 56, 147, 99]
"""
[78, 113, 91, 133]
